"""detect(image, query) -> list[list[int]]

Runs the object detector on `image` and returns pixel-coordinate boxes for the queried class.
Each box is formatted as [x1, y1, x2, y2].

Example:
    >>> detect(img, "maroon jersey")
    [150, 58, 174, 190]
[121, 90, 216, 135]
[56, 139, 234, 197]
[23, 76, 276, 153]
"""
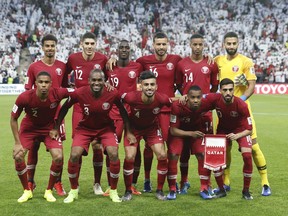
[107, 61, 143, 119]
[121, 91, 172, 130]
[170, 100, 211, 131]
[66, 86, 121, 130]
[11, 88, 71, 128]
[136, 54, 182, 112]
[65, 52, 108, 88]
[204, 93, 252, 133]
[175, 57, 219, 95]
[25, 60, 67, 90]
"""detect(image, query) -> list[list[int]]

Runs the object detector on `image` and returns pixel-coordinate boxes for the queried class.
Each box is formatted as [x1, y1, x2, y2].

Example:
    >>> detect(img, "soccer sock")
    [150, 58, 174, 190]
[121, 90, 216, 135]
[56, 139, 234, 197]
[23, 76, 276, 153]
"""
[132, 146, 141, 185]
[242, 152, 253, 191]
[15, 161, 29, 190]
[252, 143, 269, 186]
[109, 159, 120, 190]
[213, 169, 224, 190]
[223, 144, 232, 186]
[179, 143, 190, 187]
[197, 158, 210, 191]
[144, 146, 153, 180]
[167, 159, 178, 191]
[157, 158, 168, 191]
[27, 142, 40, 182]
[93, 148, 103, 184]
[123, 159, 134, 191]
[76, 155, 82, 186]
[106, 155, 111, 186]
[47, 161, 62, 190]
[68, 160, 79, 190]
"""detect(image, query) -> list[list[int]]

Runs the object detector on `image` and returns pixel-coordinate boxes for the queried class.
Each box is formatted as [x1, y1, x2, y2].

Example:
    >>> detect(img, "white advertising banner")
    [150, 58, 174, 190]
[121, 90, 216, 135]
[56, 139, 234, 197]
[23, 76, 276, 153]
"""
[0, 84, 25, 95]
[254, 84, 288, 94]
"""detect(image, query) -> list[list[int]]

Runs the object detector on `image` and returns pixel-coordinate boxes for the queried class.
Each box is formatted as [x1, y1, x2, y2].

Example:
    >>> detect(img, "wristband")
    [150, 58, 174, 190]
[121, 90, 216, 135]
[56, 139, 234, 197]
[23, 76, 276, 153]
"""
[240, 95, 247, 101]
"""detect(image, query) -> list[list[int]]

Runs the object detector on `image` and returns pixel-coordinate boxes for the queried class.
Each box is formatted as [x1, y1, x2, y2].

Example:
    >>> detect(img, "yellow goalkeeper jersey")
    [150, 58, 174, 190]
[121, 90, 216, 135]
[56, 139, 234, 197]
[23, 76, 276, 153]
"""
[214, 54, 257, 97]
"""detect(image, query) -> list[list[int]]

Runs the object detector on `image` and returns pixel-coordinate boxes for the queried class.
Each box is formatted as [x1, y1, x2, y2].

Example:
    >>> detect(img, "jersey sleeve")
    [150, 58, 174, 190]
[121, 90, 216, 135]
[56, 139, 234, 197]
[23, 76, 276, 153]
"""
[24, 65, 35, 90]
[11, 94, 25, 119]
[210, 62, 219, 86]
[243, 57, 257, 81]
[56, 88, 75, 100]
[170, 102, 181, 127]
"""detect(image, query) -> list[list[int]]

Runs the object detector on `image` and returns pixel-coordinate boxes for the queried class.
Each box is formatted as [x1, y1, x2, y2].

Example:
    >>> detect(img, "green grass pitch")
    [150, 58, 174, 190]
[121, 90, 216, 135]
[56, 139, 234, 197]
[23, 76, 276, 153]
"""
[0, 94, 287, 216]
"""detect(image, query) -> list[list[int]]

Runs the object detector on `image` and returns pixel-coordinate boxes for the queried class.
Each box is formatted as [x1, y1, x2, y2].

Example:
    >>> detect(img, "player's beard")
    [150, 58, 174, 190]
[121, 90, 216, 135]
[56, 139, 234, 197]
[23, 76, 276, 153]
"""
[223, 95, 233, 103]
[155, 49, 167, 57]
[225, 48, 237, 56]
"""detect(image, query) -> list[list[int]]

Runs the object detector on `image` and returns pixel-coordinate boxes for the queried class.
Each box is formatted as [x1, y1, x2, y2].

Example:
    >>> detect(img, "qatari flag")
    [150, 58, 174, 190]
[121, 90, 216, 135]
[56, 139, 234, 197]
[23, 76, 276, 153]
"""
[204, 135, 227, 171]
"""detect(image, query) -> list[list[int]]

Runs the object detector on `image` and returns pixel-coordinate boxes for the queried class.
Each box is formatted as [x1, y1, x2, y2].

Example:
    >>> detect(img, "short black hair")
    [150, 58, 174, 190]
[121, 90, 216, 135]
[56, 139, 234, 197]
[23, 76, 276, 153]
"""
[90, 69, 105, 79]
[220, 78, 234, 88]
[188, 85, 202, 93]
[224, 32, 238, 41]
[41, 34, 57, 45]
[139, 70, 156, 81]
[37, 71, 51, 78]
[81, 32, 97, 42]
[190, 34, 204, 40]
[153, 31, 168, 42]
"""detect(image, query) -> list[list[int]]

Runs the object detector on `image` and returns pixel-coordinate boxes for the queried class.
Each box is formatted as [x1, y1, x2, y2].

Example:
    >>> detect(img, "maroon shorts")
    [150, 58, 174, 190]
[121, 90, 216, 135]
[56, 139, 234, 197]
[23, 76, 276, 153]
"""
[217, 131, 252, 149]
[19, 126, 62, 150]
[123, 124, 164, 148]
[72, 126, 118, 155]
[167, 135, 204, 155]
[113, 119, 124, 142]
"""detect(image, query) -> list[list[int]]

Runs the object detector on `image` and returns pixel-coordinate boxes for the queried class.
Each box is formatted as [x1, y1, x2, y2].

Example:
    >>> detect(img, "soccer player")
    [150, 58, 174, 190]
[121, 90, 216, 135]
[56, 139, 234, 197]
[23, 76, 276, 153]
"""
[205, 78, 254, 200]
[167, 85, 226, 200]
[11, 71, 71, 203]
[214, 32, 271, 196]
[135, 32, 182, 192]
[52, 69, 135, 203]
[175, 33, 219, 194]
[107, 39, 143, 195]
[65, 32, 108, 195]
[120, 70, 173, 201]
[24, 34, 67, 196]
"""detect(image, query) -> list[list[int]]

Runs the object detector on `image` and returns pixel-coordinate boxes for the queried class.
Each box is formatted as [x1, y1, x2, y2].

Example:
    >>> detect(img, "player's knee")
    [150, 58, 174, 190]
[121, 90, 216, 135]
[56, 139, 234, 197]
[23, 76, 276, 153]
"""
[107, 150, 118, 161]
[168, 153, 179, 161]
[70, 152, 81, 163]
[157, 151, 167, 160]
[125, 152, 136, 161]
[53, 154, 63, 164]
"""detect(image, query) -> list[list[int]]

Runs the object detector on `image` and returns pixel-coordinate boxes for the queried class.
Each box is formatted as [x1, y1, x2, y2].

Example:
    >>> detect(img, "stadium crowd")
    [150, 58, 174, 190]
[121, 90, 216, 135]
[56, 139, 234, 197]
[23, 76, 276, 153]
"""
[1, 0, 288, 84]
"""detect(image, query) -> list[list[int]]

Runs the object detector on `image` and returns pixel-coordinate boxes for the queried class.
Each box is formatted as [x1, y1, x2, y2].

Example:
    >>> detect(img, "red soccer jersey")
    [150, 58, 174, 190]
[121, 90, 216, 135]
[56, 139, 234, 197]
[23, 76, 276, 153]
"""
[121, 91, 172, 130]
[204, 93, 252, 133]
[65, 52, 108, 88]
[136, 54, 182, 97]
[66, 86, 120, 130]
[25, 60, 67, 89]
[170, 100, 211, 131]
[107, 61, 143, 119]
[11, 88, 71, 128]
[175, 57, 219, 95]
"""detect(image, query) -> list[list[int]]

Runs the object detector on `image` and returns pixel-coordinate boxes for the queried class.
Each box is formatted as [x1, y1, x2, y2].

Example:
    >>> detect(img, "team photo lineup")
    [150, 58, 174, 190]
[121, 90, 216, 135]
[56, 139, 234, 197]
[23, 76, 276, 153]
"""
[6, 0, 288, 206]
[11, 30, 271, 203]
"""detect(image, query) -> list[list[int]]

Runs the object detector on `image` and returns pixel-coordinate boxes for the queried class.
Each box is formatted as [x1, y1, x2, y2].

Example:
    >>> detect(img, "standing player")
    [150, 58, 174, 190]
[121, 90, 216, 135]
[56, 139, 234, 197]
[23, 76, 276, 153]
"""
[24, 34, 67, 196]
[136, 32, 182, 192]
[65, 32, 108, 195]
[167, 85, 226, 200]
[51, 69, 135, 203]
[107, 40, 143, 195]
[175, 33, 219, 193]
[214, 32, 271, 196]
[11, 72, 71, 203]
[205, 78, 254, 200]
[121, 71, 172, 201]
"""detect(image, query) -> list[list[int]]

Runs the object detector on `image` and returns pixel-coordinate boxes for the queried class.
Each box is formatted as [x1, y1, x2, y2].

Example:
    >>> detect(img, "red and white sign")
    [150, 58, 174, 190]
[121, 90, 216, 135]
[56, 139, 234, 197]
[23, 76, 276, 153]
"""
[254, 84, 288, 94]
[204, 135, 227, 171]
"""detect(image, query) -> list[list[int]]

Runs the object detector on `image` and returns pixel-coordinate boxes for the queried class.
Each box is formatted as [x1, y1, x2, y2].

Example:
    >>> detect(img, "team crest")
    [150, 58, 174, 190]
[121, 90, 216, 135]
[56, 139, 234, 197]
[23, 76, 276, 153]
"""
[166, 62, 174, 70]
[102, 102, 110, 110]
[50, 102, 58, 109]
[232, 65, 239, 72]
[201, 66, 209, 74]
[230, 111, 239, 117]
[94, 64, 101, 69]
[55, 68, 62, 75]
[128, 71, 136, 78]
[153, 107, 161, 114]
